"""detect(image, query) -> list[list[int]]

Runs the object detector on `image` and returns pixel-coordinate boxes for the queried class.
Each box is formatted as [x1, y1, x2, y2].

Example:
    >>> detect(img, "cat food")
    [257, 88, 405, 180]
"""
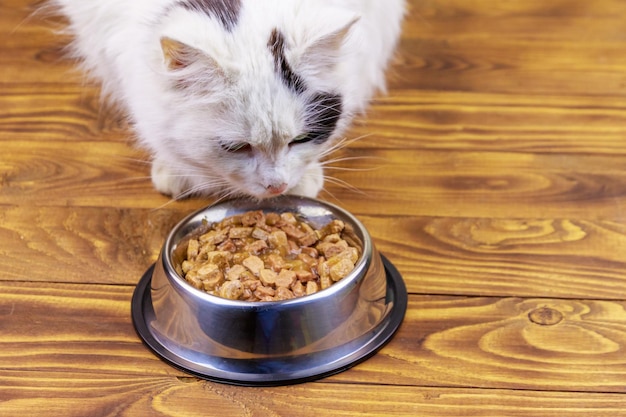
[178, 210, 360, 301]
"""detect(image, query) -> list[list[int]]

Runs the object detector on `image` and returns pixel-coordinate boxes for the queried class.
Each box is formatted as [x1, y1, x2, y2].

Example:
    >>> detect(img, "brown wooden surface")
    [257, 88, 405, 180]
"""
[2, 0, 626, 415]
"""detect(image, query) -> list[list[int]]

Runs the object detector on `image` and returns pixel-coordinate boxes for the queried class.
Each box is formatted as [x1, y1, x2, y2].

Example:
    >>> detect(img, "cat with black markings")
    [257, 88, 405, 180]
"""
[50, 0, 405, 199]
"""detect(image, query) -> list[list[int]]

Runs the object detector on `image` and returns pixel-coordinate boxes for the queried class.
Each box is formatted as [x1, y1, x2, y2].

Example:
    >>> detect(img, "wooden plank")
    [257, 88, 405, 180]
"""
[2, 373, 626, 417]
[0, 206, 191, 284]
[3, 139, 626, 220]
[356, 90, 626, 155]
[0, 0, 77, 86]
[0, 282, 158, 376]
[2, 0, 626, 413]
[406, 0, 626, 20]
[366, 215, 626, 300]
[0, 140, 174, 209]
[389, 1, 626, 96]
[389, 45, 626, 96]
[6, 0, 626, 96]
[2, 206, 625, 301]
[0, 85, 126, 142]
[4, 85, 626, 155]
[333, 297, 626, 393]
[322, 149, 626, 220]
[4, 86, 626, 156]
[1, 282, 625, 393]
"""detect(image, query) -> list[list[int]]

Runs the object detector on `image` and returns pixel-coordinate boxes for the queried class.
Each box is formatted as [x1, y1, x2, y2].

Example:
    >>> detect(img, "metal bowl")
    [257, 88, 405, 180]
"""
[132, 195, 407, 386]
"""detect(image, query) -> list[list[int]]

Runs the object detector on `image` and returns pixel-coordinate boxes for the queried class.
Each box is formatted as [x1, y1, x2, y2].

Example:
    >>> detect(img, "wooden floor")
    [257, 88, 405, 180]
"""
[2, 0, 626, 415]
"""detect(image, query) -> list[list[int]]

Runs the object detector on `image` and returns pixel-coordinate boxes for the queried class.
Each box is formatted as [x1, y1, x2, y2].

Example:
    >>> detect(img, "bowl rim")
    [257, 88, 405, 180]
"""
[161, 195, 374, 307]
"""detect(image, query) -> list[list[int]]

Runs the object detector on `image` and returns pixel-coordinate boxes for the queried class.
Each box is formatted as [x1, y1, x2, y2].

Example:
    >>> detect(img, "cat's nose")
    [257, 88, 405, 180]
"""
[266, 182, 287, 195]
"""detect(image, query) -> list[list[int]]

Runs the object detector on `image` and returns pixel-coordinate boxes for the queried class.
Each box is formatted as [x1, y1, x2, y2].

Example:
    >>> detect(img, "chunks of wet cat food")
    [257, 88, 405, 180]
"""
[179, 211, 360, 301]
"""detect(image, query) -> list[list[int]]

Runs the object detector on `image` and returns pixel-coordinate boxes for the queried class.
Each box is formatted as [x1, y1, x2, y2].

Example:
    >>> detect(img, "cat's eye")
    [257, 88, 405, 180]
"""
[220, 142, 251, 153]
[289, 133, 314, 146]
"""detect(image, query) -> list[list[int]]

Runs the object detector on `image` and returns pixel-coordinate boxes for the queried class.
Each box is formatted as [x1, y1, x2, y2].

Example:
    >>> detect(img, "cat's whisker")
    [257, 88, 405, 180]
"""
[308, 112, 343, 125]
[334, 133, 373, 147]
[117, 175, 153, 184]
[322, 165, 381, 172]
[172, 175, 231, 198]
[113, 156, 237, 194]
[150, 177, 235, 211]
[119, 168, 223, 187]
[323, 175, 368, 196]
[319, 186, 342, 205]
[212, 188, 243, 206]
[308, 100, 345, 114]
[187, 179, 232, 197]
[321, 155, 385, 168]
[151, 196, 183, 211]
[319, 134, 373, 159]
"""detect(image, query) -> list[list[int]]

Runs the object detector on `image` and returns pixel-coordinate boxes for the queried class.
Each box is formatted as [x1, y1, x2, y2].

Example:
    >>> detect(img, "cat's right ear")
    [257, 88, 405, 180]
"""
[160, 37, 227, 89]
[161, 37, 213, 70]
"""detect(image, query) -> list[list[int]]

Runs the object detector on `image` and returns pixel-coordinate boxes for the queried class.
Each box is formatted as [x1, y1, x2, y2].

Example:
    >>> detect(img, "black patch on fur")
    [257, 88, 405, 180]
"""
[268, 28, 306, 95]
[267, 28, 341, 143]
[179, 0, 241, 31]
[305, 93, 343, 144]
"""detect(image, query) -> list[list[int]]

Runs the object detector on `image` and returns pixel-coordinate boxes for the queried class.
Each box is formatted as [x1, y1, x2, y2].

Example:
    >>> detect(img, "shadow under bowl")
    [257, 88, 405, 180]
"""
[131, 195, 407, 386]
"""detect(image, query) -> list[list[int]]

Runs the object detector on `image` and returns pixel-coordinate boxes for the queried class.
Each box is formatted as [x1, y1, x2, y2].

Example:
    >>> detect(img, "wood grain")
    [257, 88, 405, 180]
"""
[0, 206, 186, 284]
[324, 149, 626, 220]
[4, 141, 626, 221]
[393, 0, 626, 96]
[2, 0, 626, 415]
[2, 282, 626, 393]
[2, 375, 626, 417]
[0, 85, 127, 141]
[3, 207, 626, 302]
[341, 297, 626, 392]
[355, 91, 626, 155]
[369, 215, 626, 299]
[2, 285, 626, 416]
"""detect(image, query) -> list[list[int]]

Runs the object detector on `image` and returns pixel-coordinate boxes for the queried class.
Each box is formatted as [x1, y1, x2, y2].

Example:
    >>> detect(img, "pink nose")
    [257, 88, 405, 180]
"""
[266, 182, 287, 195]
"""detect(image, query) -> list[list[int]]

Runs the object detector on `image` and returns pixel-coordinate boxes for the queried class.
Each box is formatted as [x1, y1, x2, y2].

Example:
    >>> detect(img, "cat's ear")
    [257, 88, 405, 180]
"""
[161, 37, 197, 70]
[160, 36, 227, 89]
[300, 15, 360, 73]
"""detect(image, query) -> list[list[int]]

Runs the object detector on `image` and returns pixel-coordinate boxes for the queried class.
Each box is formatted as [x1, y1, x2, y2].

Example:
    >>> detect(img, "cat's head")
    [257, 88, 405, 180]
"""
[150, 1, 359, 199]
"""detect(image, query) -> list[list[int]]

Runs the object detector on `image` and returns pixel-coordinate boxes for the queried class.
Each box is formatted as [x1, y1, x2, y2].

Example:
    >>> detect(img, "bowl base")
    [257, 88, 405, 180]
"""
[131, 255, 407, 386]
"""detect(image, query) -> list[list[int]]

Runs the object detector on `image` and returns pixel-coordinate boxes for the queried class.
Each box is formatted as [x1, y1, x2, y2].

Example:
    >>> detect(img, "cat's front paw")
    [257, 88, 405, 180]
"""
[288, 163, 324, 198]
[151, 159, 186, 197]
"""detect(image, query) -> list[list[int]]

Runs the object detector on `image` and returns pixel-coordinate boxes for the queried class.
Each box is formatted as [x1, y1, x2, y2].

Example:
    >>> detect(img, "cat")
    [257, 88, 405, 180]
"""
[48, 0, 405, 200]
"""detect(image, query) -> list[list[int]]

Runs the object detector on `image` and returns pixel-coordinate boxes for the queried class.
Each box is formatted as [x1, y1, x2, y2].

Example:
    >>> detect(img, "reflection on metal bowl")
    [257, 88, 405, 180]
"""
[132, 195, 407, 386]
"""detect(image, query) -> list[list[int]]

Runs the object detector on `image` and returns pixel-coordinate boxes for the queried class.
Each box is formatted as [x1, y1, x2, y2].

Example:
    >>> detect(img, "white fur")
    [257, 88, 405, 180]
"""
[50, 0, 405, 199]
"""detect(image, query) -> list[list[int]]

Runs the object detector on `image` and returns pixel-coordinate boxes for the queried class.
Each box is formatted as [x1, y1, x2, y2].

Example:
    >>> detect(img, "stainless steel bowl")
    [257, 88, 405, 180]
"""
[132, 195, 406, 386]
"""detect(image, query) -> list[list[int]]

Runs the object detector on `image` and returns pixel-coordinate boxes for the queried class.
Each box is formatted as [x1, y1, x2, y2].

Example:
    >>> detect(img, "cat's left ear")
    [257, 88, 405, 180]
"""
[300, 15, 360, 73]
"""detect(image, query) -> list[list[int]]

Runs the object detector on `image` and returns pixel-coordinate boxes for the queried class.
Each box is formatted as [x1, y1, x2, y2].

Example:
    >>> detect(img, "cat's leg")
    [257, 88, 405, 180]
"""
[150, 156, 187, 198]
[288, 162, 324, 198]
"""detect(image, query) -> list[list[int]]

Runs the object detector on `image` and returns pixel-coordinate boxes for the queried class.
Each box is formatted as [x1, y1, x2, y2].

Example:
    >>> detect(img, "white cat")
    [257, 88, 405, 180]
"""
[49, 0, 405, 199]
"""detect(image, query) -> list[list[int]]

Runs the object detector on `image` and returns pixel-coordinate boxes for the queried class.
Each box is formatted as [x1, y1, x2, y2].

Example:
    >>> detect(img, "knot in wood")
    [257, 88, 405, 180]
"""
[528, 307, 564, 326]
